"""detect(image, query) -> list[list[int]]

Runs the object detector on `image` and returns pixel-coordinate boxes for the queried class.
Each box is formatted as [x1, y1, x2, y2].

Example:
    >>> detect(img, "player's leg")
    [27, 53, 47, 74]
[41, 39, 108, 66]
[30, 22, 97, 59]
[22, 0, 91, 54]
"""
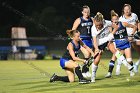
[91, 53, 101, 83]
[108, 42, 133, 72]
[65, 60, 90, 83]
[124, 48, 135, 76]
[50, 59, 71, 83]
[105, 54, 116, 78]
[112, 42, 122, 75]
[80, 47, 91, 78]
[132, 42, 140, 73]
[115, 50, 124, 76]
[65, 68, 75, 82]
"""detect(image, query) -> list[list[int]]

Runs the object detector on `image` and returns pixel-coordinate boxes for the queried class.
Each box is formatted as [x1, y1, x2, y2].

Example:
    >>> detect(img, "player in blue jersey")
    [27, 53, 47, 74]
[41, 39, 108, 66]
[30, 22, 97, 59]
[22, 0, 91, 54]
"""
[116, 4, 140, 74]
[105, 10, 137, 78]
[72, 5, 94, 78]
[50, 30, 94, 84]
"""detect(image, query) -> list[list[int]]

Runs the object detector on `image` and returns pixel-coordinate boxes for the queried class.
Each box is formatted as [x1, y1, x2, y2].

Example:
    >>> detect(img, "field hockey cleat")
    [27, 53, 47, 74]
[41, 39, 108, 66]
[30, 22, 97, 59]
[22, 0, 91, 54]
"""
[129, 71, 135, 77]
[105, 72, 112, 78]
[91, 76, 95, 83]
[79, 79, 90, 84]
[91, 78, 95, 83]
[85, 71, 91, 78]
[82, 73, 87, 78]
[50, 73, 57, 82]
[133, 64, 139, 73]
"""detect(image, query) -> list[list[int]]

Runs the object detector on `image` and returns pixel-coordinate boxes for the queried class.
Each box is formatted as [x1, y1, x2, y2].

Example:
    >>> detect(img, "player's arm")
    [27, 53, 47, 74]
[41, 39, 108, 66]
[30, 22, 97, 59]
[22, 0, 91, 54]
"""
[68, 43, 85, 63]
[79, 40, 94, 56]
[137, 20, 140, 31]
[123, 22, 137, 35]
[93, 36, 100, 53]
[72, 18, 81, 30]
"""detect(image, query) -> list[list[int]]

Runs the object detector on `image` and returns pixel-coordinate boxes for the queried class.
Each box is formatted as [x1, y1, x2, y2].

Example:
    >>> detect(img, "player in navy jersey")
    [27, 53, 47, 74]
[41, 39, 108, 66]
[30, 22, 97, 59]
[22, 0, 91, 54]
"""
[72, 5, 94, 78]
[114, 4, 140, 74]
[105, 10, 137, 78]
[50, 30, 94, 84]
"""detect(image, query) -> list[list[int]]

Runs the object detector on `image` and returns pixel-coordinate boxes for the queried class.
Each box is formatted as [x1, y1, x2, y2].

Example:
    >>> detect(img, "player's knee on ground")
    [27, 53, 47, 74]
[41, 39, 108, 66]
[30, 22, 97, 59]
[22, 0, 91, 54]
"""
[69, 78, 74, 83]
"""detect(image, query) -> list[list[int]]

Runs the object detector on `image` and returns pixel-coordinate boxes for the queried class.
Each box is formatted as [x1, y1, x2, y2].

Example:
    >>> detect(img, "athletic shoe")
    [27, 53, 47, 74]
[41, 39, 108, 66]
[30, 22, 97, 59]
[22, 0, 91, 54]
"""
[133, 64, 139, 73]
[130, 71, 135, 77]
[91, 78, 95, 83]
[85, 71, 91, 78]
[91, 75, 95, 83]
[79, 79, 90, 84]
[82, 73, 87, 78]
[50, 73, 57, 82]
[105, 72, 112, 78]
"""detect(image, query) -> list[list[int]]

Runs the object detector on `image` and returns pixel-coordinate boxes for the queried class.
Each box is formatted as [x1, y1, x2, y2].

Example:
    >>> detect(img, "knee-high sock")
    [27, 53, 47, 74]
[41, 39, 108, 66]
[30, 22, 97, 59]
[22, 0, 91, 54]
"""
[116, 59, 122, 73]
[75, 66, 84, 80]
[108, 60, 115, 73]
[91, 63, 98, 78]
[135, 58, 140, 66]
[115, 51, 132, 71]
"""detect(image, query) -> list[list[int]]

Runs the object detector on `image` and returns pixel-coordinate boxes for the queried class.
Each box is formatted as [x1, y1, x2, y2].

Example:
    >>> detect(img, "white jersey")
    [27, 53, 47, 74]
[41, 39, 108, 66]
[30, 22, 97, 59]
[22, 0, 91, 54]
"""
[119, 13, 138, 36]
[91, 20, 113, 46]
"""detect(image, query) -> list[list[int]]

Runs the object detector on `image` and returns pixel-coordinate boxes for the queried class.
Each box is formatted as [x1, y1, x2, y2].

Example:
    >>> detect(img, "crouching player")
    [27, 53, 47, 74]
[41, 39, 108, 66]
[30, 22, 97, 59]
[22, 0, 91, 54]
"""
[50, 30, 94, 84]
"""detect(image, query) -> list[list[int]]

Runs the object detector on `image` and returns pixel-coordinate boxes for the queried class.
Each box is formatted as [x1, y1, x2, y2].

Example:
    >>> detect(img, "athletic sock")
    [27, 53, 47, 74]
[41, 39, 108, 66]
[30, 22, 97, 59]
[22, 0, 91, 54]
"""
[75, 66, 84, 80]
[108, 60, 115, 73]
[135, 58, 140, 66]
[115, 51, 132, 70]
[91, 63, 98, 78]
[56, 76, 69, 82]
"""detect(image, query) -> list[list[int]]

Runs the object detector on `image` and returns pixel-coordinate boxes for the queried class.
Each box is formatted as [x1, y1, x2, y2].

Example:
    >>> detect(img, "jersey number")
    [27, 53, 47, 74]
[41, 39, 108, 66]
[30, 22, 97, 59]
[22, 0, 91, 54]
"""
[120, 34, 124, 39]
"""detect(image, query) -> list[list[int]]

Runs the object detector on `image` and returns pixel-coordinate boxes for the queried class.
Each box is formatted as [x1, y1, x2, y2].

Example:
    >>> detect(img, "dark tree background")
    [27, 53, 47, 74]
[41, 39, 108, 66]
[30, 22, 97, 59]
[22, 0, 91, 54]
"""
[0, 0, 140, 38]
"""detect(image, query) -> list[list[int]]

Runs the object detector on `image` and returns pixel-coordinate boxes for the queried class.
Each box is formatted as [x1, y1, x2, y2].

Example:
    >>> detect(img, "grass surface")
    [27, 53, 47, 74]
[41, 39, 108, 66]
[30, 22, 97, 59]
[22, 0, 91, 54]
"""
[0, 59, 140, 93]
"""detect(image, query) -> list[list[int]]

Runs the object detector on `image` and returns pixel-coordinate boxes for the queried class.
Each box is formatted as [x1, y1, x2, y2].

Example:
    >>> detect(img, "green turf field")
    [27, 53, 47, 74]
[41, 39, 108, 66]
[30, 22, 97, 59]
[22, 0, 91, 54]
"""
[0, 59, 140, 93]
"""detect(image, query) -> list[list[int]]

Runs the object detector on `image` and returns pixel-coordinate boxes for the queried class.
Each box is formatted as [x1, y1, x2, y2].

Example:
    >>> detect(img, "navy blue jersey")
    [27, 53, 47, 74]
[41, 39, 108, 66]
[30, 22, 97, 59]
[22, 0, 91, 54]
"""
[77, 17, 93, 38]
[62, 41, 81, 60]
[114, 22, 128, 39]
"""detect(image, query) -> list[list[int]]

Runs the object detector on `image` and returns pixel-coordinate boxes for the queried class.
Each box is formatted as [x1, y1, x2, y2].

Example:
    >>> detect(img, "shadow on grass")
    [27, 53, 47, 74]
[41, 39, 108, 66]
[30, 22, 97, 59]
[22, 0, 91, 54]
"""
[12, 80, 46, 86]
[11, 74, 140, 92]
[33, 80, 140, 92]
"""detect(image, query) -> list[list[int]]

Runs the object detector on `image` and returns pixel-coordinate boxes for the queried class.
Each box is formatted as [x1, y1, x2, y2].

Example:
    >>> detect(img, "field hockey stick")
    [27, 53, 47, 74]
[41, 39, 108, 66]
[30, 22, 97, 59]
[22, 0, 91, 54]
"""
[84, 51, 101, 68]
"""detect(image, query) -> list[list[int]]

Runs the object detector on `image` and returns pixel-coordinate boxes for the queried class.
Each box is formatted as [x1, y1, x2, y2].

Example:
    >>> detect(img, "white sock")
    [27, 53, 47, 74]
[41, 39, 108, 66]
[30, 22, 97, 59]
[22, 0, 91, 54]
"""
[115, 51, 132, 70]
[91, 63, 98, 79]
[135, 58, 140, 66]
[117, 58, 122, 65]
[116, 59, 122, 72]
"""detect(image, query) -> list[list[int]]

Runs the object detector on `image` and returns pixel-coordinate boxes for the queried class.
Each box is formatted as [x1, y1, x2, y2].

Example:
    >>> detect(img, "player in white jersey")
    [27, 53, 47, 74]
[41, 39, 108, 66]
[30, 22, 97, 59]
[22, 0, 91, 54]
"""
[116, 4, 140, 74]
[91, 12, 134, 83]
